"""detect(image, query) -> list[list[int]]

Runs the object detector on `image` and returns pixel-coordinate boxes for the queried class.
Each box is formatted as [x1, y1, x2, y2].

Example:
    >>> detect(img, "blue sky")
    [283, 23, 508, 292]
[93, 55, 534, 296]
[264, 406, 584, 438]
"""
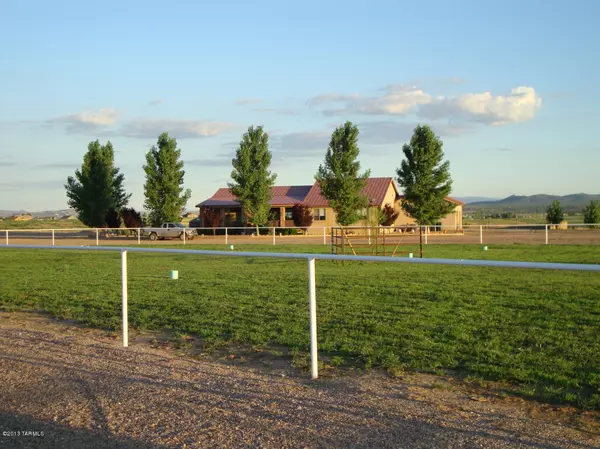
[1, 0, 599, 211]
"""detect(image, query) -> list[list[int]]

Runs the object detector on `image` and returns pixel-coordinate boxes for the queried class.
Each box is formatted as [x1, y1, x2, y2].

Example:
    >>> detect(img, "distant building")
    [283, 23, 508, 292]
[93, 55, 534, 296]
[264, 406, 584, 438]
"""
[196, 177, 464, 232]
[12, 214, 33, 221]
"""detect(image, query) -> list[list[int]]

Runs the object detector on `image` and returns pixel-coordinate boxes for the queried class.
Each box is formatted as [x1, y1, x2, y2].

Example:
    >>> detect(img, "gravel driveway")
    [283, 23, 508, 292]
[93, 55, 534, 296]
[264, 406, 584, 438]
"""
[0, 312, 598, 448]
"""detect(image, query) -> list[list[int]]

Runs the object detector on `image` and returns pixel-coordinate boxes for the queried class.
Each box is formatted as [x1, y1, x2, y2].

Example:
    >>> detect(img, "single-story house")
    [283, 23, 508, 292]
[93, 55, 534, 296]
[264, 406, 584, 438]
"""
[196, 185, 312, 228]
[195, 177, 464, 232]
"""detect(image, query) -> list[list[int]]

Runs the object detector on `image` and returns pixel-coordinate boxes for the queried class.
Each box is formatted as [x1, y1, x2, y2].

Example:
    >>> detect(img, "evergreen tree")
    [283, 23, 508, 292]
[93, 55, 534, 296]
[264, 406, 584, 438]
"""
[315, 121, 370, 226]
[395, 125, 454, 225]
[546, 200, 564, 224]
[583, 200, 600, 225]
[143, 132, 191, 226]
[228, 125, 277, 233]
[65, 140, 130, 227]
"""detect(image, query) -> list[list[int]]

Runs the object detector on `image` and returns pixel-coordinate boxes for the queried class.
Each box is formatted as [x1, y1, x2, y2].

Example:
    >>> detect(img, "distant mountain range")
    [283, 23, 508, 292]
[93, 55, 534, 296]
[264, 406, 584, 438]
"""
[465, 194, 600, 214]
[455, 196, 500, 204]
[0, 209, 75, 218]
[2, 194, 599, 218]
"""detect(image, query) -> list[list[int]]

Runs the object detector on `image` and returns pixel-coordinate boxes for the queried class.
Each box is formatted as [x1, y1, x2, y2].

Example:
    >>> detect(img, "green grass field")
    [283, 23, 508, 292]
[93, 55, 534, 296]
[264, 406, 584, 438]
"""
[1, 243, 599, 409]
[0, 218, 85, 229]
[463, 214, 585, 226]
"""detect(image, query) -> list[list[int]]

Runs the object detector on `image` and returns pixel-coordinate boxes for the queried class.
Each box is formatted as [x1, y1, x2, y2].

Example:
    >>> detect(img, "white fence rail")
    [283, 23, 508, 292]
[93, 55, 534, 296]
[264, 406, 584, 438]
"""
[1, 223, 599, 247]
[2, 243, 600, 380]
[0, 226, 333, 246]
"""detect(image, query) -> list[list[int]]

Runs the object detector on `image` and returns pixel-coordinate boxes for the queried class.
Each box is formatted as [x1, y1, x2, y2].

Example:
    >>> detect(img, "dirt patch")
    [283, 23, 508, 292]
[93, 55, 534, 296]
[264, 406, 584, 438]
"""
[0, 311, 598, 448]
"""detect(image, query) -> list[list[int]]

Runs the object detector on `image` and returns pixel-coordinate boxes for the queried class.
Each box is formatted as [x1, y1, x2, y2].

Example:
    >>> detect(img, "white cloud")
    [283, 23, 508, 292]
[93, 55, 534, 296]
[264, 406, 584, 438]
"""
[235, 98, 262, 105]
[270, 131, 330, 161]
[308, 86, 431, 116]
[112, 119, 236, 139]
[148, 99, 165, 106]
[359, 121, 473, 145]
[309, 85, 542, 126]
[253, 107, 300, 116]
[47, 108, 119, 133]
[419, 86, 542, 125]
[46, 108, 235, 139]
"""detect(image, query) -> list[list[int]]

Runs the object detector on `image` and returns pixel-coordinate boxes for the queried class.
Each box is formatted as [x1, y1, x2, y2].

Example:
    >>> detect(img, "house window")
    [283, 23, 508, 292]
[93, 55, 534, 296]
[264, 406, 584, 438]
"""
[224, 208, 238, 225]
[285, 208, 293, 220]
[313, 208, 326, 221]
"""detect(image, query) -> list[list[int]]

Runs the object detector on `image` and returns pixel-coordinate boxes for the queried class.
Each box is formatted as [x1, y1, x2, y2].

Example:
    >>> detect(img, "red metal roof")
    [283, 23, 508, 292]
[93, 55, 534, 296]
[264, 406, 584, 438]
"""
[303, 177, 398, 207]
[196, 185, 312, 208]
[196, 178, 464, 208]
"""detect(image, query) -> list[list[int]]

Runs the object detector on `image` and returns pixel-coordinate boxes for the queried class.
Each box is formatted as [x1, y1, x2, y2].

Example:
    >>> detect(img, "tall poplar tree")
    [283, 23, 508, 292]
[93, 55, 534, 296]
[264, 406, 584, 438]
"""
[315, 121, 370, 226]
[143, 132, 191, 226]
[228, 125, 277, 234]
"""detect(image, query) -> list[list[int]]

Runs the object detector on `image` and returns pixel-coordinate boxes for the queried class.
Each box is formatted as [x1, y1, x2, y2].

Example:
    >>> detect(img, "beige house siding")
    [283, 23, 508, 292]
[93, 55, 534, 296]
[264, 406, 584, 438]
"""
[306, 208, 337, 235]
[391, 202, 463, 230]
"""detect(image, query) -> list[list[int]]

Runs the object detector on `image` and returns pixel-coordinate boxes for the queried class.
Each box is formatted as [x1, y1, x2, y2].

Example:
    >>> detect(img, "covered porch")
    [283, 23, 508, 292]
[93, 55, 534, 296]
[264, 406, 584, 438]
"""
[197, 205, 296, 228]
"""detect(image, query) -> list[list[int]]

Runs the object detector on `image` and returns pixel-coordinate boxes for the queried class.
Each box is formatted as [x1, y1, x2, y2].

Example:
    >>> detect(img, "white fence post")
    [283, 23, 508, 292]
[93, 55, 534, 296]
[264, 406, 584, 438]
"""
[307, 257, 318, 379]
[183, 229, 186, 245]
[323, 227, 326, 245]
[121, 250, 128, 348]
[480, 225, 483, 244]
[137, 228, 141, 245]
[96, 228, 99, 246]
[225, 228, 228, 245]
[424, 226, 428, 245]
[272, 227, 276, 245]
[4, 230, 7, 246]
[52, 229, 55, 247]
[368, 228, 371, 245]
[545, 224, 549, 245]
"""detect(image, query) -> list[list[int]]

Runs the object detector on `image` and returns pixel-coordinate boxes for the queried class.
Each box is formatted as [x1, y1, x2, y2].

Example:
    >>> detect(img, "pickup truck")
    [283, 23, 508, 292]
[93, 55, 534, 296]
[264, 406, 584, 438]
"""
[140, 222, 196, 241]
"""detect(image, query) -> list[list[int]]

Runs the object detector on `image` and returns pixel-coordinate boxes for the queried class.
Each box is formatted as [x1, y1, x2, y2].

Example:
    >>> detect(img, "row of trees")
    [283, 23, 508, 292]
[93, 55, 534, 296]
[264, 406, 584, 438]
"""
[227, 122, 453, 231]
[65, 133, 190, 227]
[546, 200, 600, 224]
[65, 122, 454, 231]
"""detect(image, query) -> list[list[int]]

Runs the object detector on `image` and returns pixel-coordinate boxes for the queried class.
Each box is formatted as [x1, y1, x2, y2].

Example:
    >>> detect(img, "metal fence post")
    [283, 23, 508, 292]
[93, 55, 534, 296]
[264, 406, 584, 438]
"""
[272, 227, 276, 245]
[137, 228, 141, 245]
[121, 250, 128, 348]
[424, 226, 428, 245]
[5, 230, 7, 246]
[323, 227, 326, 245]
[480, 225, 483, 244]
[225, 228, 228, 245]
[307, 257, 318, 380]
[183, 229, 186, 245]
[96, 228, 99, 246]
[545, 224, 549, 245]
[52, 229, 55, 247]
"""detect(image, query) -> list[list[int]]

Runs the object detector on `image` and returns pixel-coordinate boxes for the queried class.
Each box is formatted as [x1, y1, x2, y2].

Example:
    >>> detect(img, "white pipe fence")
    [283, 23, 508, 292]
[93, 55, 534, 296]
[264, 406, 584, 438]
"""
[1, 223, 599, 247]
[2, 243, 600, 380]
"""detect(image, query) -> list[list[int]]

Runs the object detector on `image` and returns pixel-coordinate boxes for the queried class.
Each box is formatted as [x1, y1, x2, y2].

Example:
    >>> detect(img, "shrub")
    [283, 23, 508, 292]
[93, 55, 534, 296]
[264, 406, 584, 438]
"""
[104, 208, 122, 229]
[546, 200, 564, 224]
[120, 207, 142, 229]
[292, 203, 313, 228]
[583, 200, 600, 226]
[380, 203, 399, 226]
[275, 227, 300, 235]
